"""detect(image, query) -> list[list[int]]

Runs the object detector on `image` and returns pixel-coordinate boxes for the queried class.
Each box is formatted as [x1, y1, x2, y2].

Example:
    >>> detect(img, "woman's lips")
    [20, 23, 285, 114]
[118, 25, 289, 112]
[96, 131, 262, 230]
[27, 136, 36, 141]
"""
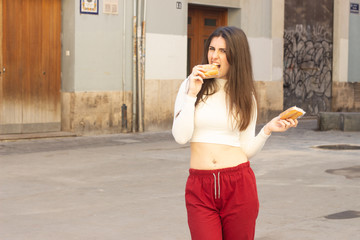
[212, 63, 220, 68]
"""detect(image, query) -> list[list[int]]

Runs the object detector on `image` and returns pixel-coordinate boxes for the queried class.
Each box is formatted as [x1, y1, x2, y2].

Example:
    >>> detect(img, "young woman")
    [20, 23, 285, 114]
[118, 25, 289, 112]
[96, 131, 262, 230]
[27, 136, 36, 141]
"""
[172, 26, 298, 240]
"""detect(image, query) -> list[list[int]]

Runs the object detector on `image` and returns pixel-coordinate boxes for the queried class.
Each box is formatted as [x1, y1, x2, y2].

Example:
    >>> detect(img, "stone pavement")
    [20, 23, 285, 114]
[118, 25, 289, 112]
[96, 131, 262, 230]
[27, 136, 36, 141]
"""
[0, 119, 359, 240]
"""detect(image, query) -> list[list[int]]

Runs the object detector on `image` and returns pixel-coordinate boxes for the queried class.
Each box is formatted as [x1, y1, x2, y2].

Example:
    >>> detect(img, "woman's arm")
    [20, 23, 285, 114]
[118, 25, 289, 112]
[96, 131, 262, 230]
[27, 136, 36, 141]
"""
[238, 107, 271, 159]
[171, 78, 197, 144]
[172, 66, 207, 144]
[239, 108, 298, 159]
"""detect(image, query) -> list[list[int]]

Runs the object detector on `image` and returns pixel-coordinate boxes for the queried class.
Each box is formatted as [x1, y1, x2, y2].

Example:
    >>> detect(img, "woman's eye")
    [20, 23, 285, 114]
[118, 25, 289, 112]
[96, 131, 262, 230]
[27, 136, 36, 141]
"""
[220, 49, 226, 53]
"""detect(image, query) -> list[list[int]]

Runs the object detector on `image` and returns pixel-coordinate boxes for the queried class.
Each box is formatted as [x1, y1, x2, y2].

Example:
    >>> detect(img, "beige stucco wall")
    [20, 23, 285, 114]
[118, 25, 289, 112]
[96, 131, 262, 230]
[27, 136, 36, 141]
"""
[333, 0, 349, 84]
[331, 0, 360, 112]
[248, 0, 285, 123]
[255, 81, 284, 123]
[332, 0, 348, 112]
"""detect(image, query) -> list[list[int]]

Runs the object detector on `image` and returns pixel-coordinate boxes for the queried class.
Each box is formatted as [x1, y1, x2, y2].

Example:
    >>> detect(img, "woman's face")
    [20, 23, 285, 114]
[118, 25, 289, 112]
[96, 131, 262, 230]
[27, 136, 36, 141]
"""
[207, 36, 230, 79]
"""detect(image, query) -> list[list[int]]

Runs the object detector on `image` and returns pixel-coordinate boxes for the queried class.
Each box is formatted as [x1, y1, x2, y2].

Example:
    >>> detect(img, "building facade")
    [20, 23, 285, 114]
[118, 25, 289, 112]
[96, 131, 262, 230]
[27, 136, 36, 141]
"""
[0, 0, 359, 135]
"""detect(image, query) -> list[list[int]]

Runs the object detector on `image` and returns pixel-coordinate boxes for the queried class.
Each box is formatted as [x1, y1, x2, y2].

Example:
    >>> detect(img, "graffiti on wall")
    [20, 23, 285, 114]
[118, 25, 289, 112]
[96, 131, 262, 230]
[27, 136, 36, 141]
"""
[283, 24, 333, 115]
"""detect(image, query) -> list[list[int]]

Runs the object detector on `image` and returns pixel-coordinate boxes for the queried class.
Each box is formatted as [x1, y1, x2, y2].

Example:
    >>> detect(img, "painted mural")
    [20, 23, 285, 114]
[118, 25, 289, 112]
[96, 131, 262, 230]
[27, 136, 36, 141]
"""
[283, 0, 333, 116]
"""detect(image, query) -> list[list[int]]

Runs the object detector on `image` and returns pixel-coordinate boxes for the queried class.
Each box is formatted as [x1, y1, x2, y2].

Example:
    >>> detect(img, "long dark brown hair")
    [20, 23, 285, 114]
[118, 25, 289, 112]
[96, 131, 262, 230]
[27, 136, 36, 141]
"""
[195, 26, 257, 131]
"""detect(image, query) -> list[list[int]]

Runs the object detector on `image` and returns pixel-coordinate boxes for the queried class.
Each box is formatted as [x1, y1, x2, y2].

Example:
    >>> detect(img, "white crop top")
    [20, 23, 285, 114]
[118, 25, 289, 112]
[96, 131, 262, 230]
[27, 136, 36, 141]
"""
[172, 78, 271, 159]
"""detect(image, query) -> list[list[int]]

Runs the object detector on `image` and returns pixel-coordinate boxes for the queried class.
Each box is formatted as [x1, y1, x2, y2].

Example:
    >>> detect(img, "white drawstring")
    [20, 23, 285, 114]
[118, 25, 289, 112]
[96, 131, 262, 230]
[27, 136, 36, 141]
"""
[218, 172, 220, 199]
[213, 173, 217, 199]
[212, 172, 221, 199]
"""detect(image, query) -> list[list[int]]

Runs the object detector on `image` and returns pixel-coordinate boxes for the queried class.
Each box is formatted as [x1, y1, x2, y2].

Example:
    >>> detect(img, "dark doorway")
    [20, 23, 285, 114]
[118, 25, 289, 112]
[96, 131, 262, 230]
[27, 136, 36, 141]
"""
[283, 0, 334, 116]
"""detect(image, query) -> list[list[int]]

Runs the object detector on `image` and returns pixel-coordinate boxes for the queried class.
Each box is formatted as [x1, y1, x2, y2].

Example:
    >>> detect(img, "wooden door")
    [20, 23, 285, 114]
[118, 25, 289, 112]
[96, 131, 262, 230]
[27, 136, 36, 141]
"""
[283, 0, 333, 116]
[0, 0, 61, 134]
[187, 5, 227, 75]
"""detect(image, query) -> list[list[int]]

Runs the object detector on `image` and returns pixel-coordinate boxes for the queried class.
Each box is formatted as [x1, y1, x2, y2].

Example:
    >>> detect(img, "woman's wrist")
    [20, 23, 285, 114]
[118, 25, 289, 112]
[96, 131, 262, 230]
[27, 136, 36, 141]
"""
[263, 124, 272, 135]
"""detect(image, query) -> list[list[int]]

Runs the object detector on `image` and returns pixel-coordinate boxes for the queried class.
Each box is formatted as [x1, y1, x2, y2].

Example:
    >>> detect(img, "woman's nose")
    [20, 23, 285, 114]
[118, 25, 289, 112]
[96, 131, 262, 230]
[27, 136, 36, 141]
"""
[211, 50, 219, 59]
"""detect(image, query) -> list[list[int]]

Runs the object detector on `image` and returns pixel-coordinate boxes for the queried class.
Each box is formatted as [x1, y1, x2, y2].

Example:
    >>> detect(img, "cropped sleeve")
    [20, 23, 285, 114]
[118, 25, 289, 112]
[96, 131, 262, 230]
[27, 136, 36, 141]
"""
[172, 78, 197, 144]
[238, 100, 271, 159]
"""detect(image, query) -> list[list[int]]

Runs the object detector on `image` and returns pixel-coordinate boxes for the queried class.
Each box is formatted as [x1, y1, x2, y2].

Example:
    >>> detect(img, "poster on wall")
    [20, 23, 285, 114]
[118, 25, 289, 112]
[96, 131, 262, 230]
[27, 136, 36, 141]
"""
[350, 3, 359, 14]
[103, 0, 119, 15]
[80, 0, 99, 15]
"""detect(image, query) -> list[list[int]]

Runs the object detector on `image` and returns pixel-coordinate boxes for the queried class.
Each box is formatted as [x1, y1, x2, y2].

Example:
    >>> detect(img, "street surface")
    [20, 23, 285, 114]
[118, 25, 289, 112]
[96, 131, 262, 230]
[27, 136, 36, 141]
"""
[1, 119, 360, 240]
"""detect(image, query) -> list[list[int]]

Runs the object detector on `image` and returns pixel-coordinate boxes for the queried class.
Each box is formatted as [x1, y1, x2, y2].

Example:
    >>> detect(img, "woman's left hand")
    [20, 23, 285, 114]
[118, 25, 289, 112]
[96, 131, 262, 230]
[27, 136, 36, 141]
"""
[263, 116, 298, 135]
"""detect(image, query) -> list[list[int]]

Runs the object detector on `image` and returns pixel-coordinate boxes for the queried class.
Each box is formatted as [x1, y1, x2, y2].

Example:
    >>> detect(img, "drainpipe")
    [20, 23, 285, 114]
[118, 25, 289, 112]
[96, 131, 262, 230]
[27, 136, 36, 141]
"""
[121, 0, 127, 131]
[132, 0, 146, 132]
[137, 0, 143, 132]
[139, 0, 147, 132]
[132, 0, 138, 132]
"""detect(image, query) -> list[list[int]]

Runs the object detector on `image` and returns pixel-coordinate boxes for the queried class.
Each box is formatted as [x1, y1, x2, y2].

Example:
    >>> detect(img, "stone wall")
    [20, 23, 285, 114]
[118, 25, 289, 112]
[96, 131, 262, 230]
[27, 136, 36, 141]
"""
[255, 80, 284, 123]
[144, 79, 183, 131]
[61, 91, 133, 135]
[332, 82, 360, 112]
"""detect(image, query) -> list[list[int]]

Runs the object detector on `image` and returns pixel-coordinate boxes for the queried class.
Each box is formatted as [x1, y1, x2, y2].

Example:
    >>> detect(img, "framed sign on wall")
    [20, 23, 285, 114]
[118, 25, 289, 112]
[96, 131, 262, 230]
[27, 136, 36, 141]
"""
[80, 0, 99, 15]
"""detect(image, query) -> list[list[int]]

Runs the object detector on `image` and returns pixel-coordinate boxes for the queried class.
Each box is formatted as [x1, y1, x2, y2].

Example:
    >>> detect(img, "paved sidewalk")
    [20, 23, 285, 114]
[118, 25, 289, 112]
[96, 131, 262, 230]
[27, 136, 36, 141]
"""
[0, 119, 359, 240]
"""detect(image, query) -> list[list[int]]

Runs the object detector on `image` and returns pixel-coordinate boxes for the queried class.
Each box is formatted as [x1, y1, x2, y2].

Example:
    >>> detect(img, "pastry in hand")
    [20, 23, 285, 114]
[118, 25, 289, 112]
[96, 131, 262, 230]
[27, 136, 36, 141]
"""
[279, 106, 306, 120]
[202, 63, 219, 79]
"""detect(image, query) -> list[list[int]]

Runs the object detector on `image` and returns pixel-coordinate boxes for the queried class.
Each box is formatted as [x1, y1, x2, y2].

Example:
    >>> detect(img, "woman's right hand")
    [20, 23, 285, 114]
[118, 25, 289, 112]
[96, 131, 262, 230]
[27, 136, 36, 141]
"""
[187, 65, 206, 98]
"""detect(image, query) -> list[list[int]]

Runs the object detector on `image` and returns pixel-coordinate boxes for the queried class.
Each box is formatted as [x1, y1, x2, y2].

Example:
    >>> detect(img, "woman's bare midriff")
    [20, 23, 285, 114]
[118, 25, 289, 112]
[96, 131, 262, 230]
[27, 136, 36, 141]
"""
[190, 142, 248, 170]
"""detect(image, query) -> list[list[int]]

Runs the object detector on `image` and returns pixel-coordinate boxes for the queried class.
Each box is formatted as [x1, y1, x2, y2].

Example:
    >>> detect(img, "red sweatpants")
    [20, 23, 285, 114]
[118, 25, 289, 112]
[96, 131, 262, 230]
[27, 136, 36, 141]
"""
[185, 161, 259, 240]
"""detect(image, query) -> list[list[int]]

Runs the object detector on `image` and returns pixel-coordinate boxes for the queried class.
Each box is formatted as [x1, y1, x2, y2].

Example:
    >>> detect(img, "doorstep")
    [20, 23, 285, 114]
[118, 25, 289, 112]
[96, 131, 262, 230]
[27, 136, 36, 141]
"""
[0, 131, 77, 141]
